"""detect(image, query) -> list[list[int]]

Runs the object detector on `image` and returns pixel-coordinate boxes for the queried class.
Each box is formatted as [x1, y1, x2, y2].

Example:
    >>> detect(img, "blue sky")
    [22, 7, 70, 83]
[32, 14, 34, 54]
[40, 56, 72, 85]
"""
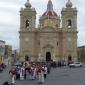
[0, 0, 84, 50]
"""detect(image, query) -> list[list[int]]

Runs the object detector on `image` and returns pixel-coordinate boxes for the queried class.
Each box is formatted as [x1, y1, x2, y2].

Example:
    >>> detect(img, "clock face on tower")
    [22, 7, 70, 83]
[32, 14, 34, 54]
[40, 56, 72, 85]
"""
[68, 37, 71, 42]
[25, 38, 29, 42]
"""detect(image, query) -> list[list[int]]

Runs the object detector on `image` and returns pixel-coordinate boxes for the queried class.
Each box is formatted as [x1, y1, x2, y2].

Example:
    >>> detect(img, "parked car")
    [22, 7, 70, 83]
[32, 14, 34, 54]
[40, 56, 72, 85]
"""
[69, 62, 83, 68]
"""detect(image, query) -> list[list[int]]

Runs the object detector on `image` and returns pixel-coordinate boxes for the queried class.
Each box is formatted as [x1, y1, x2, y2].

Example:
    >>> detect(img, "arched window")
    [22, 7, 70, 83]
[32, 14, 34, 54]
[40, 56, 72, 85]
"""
[26, 19, 29, 28]
[67, 19, 72, 28]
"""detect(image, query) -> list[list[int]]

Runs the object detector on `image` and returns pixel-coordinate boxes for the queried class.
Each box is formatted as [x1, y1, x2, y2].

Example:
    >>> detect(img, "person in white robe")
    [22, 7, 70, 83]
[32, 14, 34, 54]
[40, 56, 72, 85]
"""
[38, 67, 44, 83]
[20, 66, 25, 80]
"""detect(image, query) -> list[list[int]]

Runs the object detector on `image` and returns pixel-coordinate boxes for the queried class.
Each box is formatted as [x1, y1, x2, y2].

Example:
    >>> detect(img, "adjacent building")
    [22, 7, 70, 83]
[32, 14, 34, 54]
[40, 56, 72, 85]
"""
[5, 45, 12, 58]
[19, 0, 78, 62]
[0, 40, 5, 64]
[11, 49, 19, 65]
[78, 46, 85, 62]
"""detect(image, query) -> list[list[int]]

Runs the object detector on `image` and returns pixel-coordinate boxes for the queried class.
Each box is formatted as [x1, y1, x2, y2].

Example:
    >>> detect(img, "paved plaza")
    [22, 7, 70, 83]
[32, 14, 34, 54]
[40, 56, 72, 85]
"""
[0, 65, 85, 85]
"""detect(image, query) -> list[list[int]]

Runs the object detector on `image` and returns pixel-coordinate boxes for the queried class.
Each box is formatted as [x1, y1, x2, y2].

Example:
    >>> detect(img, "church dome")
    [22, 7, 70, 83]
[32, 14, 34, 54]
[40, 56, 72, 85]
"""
[42, 0, 58, 17]
[25, 0, 31, 8]
[66, 0, 72, 8]
[42, 10, 58, 17]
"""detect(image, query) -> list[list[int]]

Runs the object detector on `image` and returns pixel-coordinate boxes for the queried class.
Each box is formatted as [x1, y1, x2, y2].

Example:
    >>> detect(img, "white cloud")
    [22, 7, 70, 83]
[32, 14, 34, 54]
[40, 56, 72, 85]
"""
[0, 0, 84, 49]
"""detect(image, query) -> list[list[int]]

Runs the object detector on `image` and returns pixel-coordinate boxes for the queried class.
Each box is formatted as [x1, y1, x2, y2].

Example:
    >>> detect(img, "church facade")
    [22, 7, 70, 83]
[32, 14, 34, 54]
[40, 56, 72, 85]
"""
[19, 0, 78, 62]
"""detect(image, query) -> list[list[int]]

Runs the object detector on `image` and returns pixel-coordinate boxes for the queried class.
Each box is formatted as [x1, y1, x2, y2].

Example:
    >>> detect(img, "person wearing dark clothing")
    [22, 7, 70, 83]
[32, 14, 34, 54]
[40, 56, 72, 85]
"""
[46, 62, 51, 74]
[24, 69, 27, 80]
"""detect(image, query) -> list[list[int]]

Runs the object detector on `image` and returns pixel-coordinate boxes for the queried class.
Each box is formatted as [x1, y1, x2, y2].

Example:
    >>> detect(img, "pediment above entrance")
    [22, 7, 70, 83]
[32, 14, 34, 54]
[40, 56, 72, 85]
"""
[43, 44, 54, 48]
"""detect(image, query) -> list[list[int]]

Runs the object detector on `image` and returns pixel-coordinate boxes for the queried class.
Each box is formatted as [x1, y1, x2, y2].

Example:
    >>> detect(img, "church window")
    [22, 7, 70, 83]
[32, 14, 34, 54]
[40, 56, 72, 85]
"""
[38, 41, 40, 45]
[26, 19, 29, 28]
[57, 42, 58, 46]
[56, 24, 58, 27]
[67, 19, 72, 28]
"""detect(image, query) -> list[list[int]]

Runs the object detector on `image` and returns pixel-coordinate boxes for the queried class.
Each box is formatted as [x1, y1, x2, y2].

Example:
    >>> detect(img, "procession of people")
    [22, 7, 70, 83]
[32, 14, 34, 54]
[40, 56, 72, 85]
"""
[8, 61, 51, 84]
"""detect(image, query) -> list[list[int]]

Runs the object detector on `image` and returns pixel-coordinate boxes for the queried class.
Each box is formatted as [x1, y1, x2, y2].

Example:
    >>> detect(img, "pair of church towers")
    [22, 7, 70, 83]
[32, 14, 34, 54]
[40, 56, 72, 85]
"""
[19, 0, 78, 62]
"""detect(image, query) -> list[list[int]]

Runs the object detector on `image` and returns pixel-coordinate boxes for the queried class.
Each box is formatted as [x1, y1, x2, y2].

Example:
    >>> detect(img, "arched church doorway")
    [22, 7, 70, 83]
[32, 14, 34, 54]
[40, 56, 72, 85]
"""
[68, 55, 72, 64]
[46, 52, 51, 61]
[25, 55, 29, 61]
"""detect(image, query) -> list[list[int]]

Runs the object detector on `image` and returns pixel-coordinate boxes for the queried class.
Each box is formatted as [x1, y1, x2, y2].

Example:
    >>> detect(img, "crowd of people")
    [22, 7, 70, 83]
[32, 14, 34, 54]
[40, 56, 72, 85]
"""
[8, 61, 51, 85]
